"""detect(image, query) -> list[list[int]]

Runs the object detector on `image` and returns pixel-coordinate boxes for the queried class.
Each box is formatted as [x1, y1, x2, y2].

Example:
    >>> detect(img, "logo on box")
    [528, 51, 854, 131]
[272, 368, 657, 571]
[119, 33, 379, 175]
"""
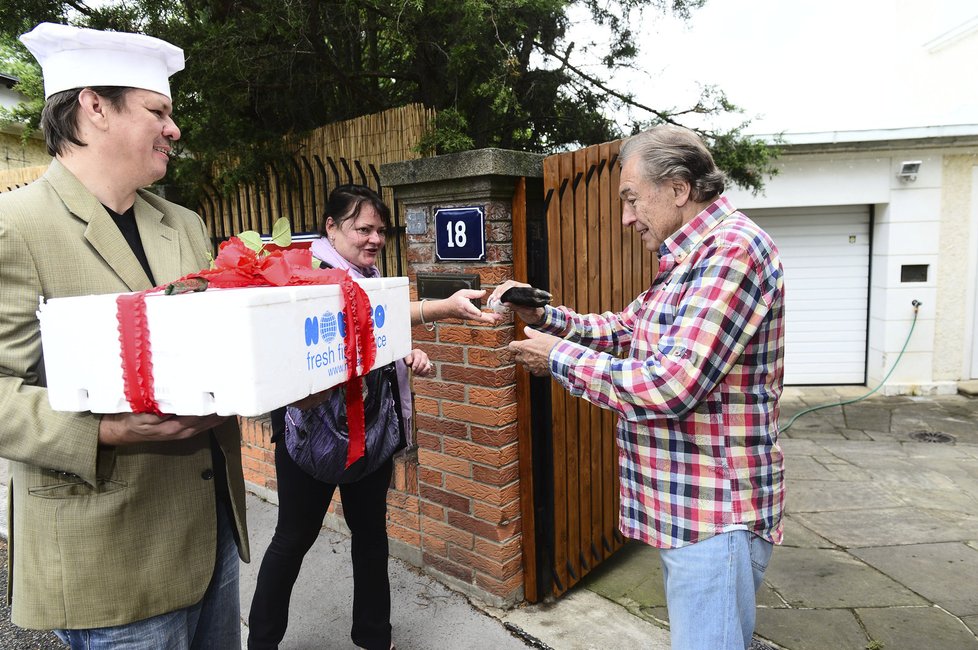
[303, 305, 387, 347]
[304, 304, 390, 376]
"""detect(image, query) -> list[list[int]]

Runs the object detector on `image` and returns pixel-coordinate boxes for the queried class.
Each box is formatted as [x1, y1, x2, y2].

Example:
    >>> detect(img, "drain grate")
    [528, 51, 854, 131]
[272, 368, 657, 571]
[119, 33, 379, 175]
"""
[909, 431, 955, 443]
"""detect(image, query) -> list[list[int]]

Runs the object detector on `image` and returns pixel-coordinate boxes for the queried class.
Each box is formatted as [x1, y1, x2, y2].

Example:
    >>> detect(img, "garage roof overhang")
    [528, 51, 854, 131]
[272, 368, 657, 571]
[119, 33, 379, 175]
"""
[755, 124, 978, 154]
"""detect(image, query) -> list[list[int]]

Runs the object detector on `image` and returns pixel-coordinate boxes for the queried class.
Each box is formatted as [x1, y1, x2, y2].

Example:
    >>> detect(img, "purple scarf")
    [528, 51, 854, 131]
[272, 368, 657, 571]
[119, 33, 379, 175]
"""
[310, 237, 413, 445]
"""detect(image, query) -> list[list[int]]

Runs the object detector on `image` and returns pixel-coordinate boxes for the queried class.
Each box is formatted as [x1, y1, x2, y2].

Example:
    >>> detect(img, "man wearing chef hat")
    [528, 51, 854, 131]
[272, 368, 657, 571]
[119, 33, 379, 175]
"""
[0, 22, 249, 648]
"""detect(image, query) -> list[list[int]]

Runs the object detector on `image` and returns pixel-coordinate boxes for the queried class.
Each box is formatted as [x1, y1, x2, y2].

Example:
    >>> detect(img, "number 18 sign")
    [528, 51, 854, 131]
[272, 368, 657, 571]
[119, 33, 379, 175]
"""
[434, 207, 485, 261]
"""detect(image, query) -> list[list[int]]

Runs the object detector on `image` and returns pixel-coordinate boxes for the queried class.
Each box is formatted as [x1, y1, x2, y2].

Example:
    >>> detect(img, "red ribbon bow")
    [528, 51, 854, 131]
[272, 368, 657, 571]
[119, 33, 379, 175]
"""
[116, 237, 377, 467]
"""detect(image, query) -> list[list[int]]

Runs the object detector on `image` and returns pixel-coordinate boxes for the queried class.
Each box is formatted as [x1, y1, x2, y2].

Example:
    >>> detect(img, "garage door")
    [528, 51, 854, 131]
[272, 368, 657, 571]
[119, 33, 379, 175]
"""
[749, 205, 871, 385]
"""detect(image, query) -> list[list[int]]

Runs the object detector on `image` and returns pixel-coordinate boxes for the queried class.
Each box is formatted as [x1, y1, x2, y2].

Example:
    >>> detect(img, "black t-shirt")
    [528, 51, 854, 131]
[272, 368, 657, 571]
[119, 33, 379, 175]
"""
[103, 204, 156, 286]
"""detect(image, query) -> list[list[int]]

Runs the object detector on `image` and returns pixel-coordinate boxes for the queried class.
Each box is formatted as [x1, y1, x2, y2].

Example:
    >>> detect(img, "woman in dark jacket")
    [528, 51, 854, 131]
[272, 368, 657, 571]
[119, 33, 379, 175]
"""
[247, 185, 499, 650]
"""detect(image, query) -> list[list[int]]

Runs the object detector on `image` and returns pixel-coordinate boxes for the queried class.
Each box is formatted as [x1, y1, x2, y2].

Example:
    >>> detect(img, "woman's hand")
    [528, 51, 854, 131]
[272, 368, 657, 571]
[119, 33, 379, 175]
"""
[488, 280, 546, 325]
[413, 290, 504, 326]
[404, 349, 435, 377]
[443, 289, 502, 324]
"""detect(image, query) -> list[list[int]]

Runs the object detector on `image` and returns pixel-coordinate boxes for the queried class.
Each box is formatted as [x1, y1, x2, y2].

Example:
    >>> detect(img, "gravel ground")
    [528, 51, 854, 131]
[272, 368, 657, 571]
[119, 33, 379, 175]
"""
[0, 538, 66, 649]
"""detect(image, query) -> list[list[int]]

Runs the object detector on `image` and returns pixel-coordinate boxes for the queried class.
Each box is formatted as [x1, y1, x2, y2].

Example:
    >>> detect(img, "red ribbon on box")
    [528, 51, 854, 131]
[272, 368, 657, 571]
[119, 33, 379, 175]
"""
[116, 238, 377, 468]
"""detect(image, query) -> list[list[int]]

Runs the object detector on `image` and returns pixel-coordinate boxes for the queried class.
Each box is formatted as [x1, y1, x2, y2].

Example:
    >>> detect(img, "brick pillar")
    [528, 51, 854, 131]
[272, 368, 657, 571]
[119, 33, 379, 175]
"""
[382, 148, 544, 606]
[239, 414, 277, 502]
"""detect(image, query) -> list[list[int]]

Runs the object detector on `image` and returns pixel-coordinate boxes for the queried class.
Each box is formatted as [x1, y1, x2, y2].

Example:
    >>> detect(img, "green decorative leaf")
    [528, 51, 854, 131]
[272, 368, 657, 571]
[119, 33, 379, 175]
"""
[238, 230, 264, 253]
[270, 217, 292, 248]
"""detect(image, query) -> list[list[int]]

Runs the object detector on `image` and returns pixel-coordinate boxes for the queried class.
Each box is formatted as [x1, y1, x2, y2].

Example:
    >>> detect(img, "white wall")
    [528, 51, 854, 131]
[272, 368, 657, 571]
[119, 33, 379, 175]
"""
[0, 84, 24, 111]
[968, 165, 978, 379]
[726, 140, 975, 394]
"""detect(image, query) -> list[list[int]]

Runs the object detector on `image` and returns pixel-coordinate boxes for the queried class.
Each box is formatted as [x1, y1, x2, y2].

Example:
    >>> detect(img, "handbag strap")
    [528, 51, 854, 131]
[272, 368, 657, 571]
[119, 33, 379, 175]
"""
[320, 258, 407, 449]
[386, 362, 407, 448]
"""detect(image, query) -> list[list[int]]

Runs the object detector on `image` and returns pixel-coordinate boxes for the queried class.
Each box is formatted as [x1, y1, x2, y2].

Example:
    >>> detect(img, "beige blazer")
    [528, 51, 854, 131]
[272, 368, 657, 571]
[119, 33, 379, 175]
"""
[0, 160, 250, 629]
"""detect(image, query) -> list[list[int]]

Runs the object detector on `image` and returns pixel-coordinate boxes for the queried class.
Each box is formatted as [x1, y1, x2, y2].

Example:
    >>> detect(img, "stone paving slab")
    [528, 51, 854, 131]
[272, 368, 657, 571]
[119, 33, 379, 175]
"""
[754, 608, 868, 650]
[756, 582, 786, 608]
[782, 455, 833, 481]
[965, 615, 978, 636]
[870, 459, 973, 491]
[837, 407, 892, 432]
[891, 486, 978, 513]
[579, 542, 668, 624]
[778, 438, 827, 455]
[780, 425, 846, 440]
[637, 605, 669, 627]
[781, 517, 834, 549]
[619, 563, 666, 609]
[493, 588, 671, 650]
[857, 606, 978, 650]
[809, 460, 873, 481]
[899, 443, 978, 461]
[794, 506, 973, 548]
[923, 416, 978, 439]
[578, 541, 657, 601]
[787, 480, 903, 513]
[839, 429, 873, 440]
[813, 439, 917, 459]
[852, 543, 978, 617]
[762, 547, 926, 609]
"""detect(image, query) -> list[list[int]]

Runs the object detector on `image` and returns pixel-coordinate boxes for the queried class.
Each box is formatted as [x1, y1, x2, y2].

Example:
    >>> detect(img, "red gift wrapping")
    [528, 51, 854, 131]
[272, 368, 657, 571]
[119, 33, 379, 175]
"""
[115, 237, 377, 467]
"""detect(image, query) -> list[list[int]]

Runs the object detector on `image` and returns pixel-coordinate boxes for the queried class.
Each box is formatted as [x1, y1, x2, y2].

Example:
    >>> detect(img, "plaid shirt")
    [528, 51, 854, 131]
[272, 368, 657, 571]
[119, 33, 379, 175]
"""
[538, 196, 785, 549]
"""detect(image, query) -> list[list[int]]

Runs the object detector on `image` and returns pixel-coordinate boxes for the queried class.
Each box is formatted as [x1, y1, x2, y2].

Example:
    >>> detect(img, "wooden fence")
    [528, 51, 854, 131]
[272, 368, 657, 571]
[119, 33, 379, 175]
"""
[0, 164, 48, 193]
[197, 104, 436, 276]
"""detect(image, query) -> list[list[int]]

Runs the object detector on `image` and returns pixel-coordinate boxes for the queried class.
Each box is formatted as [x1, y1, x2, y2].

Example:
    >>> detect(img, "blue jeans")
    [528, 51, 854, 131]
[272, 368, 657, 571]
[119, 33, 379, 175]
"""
[659, 530, 773, 650]
[55, 501, 241, 650]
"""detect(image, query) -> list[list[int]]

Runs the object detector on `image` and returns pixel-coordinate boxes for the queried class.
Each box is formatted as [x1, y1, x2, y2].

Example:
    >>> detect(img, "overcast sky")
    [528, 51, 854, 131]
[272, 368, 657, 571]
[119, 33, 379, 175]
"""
[574, 0, 978, 136]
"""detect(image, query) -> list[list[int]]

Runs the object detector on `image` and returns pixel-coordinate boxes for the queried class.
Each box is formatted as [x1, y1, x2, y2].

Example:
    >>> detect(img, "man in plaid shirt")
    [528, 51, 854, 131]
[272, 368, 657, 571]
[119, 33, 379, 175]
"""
[492, 125, 785, 650]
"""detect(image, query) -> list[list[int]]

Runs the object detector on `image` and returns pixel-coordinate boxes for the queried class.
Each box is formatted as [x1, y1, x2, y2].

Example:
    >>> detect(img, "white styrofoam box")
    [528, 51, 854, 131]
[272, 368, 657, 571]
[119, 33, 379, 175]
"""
[37, 278, 410, 416]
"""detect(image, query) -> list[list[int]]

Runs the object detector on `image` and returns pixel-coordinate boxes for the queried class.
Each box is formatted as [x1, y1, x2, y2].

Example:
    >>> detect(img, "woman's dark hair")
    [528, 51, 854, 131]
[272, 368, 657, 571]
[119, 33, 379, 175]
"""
[40, 86, 131, 157]
[320, 184, 391, 236]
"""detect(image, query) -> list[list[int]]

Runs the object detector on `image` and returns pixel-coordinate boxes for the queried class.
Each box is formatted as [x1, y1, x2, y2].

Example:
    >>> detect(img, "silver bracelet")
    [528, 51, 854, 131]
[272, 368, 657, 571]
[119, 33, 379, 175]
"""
[419, 298, 436, 331]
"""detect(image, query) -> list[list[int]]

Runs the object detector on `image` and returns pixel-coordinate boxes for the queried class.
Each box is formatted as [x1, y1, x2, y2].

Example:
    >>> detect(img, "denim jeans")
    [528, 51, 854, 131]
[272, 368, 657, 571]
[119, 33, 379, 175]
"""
[55, 500, 241, 650]
[659, 529, 773, 650]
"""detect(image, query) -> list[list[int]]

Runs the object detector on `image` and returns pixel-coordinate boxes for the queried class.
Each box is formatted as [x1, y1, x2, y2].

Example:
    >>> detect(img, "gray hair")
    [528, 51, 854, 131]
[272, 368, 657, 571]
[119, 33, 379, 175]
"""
[619, 125, 726, 202]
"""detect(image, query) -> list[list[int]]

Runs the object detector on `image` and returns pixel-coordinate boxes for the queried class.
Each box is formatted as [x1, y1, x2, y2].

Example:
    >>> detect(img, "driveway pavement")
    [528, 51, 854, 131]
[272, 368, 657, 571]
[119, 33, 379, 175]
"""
[582, 386, 978, 650]
[2, 386, 976, 649]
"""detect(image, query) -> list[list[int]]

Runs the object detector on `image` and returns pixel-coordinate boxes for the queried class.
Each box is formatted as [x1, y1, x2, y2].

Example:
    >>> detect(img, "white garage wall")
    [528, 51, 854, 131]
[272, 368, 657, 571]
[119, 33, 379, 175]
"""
[724, 133, 972, 394]
[750, 206, 870, 385]
[972, 166, 978, 379]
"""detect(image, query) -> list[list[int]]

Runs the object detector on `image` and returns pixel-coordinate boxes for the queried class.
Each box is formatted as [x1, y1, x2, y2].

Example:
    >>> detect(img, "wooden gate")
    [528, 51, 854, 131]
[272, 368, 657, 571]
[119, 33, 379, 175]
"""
[517, 139, 658, 601]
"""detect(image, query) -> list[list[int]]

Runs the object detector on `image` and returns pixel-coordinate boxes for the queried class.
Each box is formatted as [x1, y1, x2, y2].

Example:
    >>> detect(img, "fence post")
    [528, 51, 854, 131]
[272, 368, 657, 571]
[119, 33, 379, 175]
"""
[381, 148, 544, 607]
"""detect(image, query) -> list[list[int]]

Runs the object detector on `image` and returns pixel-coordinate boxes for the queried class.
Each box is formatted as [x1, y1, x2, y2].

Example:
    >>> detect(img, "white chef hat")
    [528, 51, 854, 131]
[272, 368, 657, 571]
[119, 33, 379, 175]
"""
[19, 22, 184, 100]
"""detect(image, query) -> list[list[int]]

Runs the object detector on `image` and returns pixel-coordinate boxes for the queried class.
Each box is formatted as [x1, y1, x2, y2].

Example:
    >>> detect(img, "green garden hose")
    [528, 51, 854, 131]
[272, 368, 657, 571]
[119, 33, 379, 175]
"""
[781, 301, 920, 432]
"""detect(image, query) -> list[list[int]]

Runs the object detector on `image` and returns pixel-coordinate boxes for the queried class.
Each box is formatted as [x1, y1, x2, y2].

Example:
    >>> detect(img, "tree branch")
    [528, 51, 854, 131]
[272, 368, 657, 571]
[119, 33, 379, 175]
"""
[533, 39, 680, 125]
[64, 0, 94, 17]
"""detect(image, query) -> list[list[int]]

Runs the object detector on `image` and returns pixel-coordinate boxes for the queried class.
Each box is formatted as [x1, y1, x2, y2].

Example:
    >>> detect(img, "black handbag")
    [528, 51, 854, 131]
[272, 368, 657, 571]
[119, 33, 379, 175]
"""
[283, 362, 406, 484]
